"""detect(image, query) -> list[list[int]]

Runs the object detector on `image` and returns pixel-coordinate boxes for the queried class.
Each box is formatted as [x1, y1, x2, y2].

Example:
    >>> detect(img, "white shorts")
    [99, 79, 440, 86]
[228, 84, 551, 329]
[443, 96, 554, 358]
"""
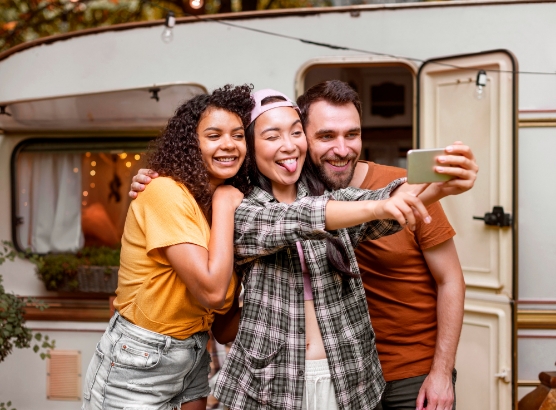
[302, 358, 339, 410]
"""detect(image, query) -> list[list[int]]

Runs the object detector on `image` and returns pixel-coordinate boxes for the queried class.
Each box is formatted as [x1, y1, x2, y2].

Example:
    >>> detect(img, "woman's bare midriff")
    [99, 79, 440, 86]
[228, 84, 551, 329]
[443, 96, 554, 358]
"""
[304, 300, 327, 360]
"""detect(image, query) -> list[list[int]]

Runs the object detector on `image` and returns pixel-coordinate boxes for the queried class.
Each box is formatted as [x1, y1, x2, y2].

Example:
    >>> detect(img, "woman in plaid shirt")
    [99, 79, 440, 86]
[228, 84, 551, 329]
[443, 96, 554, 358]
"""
[129, 89, 461, 410]
[213, 90, 433, 410]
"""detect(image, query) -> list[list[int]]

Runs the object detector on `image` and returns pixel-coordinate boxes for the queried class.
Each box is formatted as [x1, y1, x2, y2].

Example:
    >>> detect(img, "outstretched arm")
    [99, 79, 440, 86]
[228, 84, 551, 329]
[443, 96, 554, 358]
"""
[416, 238, 465, 410]
[234, 182, 430, 264]
[390, 142, 478, 207]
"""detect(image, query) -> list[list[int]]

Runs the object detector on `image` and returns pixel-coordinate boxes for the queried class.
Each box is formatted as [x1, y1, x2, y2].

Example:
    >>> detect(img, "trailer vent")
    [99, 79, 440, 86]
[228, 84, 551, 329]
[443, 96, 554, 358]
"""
[47, 350, 82, 401]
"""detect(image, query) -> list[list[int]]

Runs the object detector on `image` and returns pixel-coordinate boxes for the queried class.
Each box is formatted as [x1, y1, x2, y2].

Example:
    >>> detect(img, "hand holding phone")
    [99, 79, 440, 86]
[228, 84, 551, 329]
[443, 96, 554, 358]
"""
[406, 148, 453, 184]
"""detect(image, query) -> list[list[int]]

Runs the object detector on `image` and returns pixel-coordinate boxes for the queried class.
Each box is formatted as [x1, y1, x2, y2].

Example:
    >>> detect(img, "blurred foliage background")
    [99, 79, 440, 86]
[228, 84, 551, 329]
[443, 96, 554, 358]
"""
[0, 0, 337, 53]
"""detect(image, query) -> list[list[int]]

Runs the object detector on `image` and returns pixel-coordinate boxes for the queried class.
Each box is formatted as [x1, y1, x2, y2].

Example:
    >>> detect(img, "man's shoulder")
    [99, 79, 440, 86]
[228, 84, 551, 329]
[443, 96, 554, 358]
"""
[359, 161, 407, 189]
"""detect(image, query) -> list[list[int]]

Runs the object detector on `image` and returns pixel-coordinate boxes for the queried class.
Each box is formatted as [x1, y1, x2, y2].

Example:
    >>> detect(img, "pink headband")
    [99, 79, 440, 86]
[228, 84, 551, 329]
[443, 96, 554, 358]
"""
[249, 88, 301, 125]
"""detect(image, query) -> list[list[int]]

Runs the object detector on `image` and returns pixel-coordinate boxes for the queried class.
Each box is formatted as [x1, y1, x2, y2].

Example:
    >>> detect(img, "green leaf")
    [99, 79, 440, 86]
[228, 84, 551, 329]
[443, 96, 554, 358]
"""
[33, 345, 39, 353]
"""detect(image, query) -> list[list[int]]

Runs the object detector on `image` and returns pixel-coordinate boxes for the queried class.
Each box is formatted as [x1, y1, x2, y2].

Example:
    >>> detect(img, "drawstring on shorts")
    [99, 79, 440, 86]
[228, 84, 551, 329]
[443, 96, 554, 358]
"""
[306, 375, 326, 410]
[304, 359, 333, 410]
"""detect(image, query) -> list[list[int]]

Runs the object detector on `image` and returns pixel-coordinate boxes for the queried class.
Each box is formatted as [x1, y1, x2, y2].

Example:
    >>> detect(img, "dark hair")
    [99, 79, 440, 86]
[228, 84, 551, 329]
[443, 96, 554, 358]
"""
[245, 94, 355, 279]
[147, 84, 254, 213]
[296, 80, 362, 127]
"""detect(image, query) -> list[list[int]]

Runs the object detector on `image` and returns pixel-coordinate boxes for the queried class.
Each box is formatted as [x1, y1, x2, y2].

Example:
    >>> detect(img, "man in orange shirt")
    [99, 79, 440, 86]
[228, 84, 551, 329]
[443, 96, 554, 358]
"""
[296, 80, 477, 410]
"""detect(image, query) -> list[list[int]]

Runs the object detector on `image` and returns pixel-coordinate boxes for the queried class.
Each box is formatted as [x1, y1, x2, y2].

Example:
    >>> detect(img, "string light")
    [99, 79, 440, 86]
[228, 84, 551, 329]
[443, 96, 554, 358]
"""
[161, 11, 175, 44]
[475, 70, 487, 100]
[135, 154, 141, 160]
[90, 170, 96, 176]
[190, 0, 204, 10]
[144, 0, 556, 77]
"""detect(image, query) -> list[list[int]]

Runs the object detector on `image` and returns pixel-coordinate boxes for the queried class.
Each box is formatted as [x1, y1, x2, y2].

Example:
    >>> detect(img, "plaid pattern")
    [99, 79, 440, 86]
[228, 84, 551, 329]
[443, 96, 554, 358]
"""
[214, 180, 404, 410]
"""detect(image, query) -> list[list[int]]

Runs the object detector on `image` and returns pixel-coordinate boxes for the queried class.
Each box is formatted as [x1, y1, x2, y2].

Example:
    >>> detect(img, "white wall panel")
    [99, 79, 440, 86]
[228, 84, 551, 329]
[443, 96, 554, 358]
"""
[518, 127, 556, 301]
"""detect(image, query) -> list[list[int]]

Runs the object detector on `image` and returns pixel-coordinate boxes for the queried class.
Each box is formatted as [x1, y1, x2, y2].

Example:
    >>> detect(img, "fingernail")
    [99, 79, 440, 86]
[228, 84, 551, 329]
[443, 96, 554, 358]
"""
[446, 146, 453, 152]
[425, 216, 432, 224]
[438, 156, 446, 163]
[436, 166, 444, 172]
[146, 177, 151, 182]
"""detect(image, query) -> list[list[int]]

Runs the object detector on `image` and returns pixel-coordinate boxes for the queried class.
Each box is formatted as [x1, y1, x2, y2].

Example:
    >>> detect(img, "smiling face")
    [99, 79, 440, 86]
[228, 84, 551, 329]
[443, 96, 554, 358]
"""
[304, 100, 362, 190]
[197, 107, 247, 189]
[253, 106, 306, 199]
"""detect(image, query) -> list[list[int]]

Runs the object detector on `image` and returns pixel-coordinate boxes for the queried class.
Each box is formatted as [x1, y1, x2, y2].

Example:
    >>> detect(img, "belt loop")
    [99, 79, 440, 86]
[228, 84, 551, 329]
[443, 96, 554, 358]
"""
[163, 336, 172, 354]
[108, 311, 119, 331]
[194, 332, 207, 350]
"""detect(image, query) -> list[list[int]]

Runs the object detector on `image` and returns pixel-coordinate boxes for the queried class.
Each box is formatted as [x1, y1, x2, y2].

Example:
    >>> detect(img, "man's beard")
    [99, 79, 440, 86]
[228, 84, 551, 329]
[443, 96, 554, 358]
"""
[314, 156, 357, 191]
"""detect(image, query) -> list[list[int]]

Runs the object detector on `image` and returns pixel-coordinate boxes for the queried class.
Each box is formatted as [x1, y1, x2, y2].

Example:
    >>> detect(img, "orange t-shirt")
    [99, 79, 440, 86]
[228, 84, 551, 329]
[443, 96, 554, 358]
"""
[114, 177, 238, 340]
[356, 162, 455, 382]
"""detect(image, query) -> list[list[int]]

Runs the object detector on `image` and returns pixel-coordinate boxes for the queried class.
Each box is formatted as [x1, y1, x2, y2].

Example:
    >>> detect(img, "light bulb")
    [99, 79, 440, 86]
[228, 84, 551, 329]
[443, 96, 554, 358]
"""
[475, 70, 487, 100]
[190, 0, 204, 9]
[475, 85, 485, 100]
[161, 27, 173, 43]
[161, 12, 175, 44]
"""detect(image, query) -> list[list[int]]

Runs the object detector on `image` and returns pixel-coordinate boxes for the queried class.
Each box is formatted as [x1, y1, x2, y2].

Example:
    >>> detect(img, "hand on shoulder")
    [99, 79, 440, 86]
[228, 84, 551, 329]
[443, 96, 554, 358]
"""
[129, 168, 159, 199]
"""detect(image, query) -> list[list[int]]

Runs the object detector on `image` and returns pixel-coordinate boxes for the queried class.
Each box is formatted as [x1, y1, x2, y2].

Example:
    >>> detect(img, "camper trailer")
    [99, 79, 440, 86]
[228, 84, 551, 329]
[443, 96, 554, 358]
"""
[0, 0, 555, 408]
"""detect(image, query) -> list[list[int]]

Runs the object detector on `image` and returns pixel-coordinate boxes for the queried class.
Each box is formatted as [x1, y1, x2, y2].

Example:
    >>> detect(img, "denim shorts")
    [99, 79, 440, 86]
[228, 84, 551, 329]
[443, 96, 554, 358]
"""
[82, 312, 211, 410]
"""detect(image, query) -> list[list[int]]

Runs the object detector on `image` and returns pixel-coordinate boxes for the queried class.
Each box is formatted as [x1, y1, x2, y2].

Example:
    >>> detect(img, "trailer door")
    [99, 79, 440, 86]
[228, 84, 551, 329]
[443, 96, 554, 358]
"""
[418, 50, 517, 410]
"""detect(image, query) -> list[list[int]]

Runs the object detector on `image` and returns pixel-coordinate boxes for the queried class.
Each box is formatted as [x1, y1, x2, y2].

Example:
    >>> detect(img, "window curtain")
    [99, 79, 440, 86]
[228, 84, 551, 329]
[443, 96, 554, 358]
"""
[18, 152, 84, 253]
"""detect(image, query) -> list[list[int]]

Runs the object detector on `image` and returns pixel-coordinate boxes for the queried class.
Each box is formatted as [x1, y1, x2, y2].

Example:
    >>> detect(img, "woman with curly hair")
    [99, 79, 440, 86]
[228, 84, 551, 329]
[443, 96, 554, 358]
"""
[81, 84, 254, 410]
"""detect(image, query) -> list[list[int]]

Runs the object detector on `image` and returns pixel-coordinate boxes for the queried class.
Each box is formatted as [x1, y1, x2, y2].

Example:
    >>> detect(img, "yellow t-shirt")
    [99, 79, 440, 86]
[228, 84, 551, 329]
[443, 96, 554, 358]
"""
[113, 177, 238, 339]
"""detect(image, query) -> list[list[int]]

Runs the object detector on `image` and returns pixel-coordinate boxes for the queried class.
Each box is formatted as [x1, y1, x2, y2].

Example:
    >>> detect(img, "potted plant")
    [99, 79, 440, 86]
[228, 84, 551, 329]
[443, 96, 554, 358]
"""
[36, 246, 120, 294]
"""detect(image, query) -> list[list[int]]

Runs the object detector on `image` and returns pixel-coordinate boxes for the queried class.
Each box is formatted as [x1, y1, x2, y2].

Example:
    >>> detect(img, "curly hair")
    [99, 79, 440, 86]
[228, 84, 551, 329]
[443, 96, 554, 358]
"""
[147, 84, 254, 213]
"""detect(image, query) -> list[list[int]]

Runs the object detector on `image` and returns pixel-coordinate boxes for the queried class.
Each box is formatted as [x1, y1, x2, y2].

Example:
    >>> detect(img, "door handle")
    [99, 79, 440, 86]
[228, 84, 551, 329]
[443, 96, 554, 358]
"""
[473, 206, 512, 227]
[494, 368, 511, 383]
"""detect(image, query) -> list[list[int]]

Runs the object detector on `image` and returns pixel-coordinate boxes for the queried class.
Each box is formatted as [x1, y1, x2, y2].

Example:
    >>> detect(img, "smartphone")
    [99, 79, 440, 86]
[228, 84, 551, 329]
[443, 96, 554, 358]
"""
[406, 148, 453, 184]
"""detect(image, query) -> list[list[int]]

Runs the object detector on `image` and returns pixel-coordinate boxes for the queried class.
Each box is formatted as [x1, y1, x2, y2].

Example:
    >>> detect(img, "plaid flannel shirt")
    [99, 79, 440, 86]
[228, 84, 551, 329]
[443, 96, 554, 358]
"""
[214, 179, 404, 410]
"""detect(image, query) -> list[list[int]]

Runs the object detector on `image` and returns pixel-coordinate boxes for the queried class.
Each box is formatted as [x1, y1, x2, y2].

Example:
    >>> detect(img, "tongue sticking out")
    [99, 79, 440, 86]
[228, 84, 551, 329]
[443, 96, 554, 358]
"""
[280, 160, 297, 173]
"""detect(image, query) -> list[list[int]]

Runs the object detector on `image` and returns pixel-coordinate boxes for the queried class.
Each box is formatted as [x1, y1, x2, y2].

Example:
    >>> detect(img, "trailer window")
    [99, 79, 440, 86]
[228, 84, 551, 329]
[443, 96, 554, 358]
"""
[13, 139, 150, 253]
